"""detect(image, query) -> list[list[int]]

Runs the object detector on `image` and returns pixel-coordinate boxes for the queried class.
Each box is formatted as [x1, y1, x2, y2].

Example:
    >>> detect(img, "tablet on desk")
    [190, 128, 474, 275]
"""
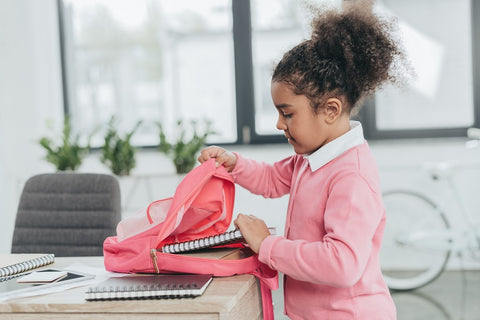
[0, 268, 94, 300]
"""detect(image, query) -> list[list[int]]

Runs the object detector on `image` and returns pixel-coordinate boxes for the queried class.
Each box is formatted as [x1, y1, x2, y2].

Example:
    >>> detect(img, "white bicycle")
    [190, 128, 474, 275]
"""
[380, 128, 480, 291]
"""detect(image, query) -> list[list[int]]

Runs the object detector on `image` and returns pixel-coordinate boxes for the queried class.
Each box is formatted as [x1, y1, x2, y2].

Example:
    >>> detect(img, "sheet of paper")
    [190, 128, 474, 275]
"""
[17, 271, 68, 283]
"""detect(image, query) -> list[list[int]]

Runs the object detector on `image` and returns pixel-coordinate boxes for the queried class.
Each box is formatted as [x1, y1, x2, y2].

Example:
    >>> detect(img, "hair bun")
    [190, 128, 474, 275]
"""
[272, 1, 405, 113]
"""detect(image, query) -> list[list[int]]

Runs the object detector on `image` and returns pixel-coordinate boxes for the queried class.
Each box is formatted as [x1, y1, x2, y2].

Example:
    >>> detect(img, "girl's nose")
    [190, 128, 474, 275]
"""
[276, 116, 287, 131]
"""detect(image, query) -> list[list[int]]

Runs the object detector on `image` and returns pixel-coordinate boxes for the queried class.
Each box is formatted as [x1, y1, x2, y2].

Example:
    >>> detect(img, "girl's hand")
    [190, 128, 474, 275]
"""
[234, 213, 271, 254]
[198, 146, 238, 172]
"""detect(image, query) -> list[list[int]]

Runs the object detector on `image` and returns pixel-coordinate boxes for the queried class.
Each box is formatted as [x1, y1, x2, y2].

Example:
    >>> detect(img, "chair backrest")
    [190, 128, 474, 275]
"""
[11, 172, 121, 257]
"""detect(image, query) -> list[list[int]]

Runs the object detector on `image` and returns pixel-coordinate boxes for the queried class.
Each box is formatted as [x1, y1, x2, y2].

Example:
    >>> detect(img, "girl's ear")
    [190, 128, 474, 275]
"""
[323, 98, 344, 124]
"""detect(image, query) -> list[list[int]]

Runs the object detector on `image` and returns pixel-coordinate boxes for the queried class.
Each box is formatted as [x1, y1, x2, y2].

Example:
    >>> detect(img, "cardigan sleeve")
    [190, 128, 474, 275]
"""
[231, 153, 295, 199]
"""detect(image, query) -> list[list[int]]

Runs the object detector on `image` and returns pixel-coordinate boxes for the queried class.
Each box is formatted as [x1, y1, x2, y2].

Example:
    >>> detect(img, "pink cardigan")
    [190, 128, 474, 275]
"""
[232, 142, 396, 319]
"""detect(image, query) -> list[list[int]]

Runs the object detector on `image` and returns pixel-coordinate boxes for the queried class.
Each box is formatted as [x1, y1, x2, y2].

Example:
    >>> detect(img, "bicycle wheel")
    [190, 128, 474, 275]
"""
[380, 190, 451, 291]
[392, 291, 451, 320]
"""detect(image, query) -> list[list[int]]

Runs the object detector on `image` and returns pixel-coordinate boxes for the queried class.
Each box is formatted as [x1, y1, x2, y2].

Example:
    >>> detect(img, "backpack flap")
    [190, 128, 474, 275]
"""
[153, 159, 235, 248]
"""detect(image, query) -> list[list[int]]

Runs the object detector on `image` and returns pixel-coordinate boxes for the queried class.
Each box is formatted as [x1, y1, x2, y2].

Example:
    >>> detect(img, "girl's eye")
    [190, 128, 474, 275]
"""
[283, 113, 292, 119]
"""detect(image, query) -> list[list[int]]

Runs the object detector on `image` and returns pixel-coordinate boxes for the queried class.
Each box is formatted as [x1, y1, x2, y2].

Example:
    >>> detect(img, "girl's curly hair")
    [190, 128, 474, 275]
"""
[272, 2, 405, 115]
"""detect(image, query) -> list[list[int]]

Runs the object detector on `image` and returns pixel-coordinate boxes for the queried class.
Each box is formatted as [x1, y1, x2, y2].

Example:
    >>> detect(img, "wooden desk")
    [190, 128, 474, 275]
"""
[0, 256, 263, 320]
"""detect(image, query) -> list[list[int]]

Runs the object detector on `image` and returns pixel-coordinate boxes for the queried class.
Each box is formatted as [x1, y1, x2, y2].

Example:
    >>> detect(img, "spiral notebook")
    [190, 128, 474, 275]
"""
[162, 229, 244, 254]
[162, 227, 276, 254]
[85, 273, 213, 301]
[0, 254, 55, 278]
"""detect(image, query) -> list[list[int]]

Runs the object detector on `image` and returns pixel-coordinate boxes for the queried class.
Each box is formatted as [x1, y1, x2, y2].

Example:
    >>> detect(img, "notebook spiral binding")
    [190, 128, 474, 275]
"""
[0, 254, 55, 278]
[162, 229, 244, 254]
[86, 282, 200, 300]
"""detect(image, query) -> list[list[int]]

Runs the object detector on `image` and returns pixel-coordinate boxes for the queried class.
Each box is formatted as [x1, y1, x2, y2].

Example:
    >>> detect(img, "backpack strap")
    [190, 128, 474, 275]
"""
[252, 264, 279, 320]
[259, 281, 274, 320]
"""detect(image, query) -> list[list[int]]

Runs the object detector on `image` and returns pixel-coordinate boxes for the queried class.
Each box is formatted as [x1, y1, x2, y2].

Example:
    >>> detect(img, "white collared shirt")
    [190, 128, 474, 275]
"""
[305, 121, 365, 171]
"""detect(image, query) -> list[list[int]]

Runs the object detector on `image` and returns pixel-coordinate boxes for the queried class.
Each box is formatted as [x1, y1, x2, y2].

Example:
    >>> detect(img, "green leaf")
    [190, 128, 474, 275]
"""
[100, 116, 142, 176]
[38, 116, 90, 171]
[156, 118, 216, 174]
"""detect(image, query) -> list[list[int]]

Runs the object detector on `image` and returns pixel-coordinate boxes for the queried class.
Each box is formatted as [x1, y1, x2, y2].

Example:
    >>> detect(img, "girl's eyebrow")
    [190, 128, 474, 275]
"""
[275, 104, 292, 109]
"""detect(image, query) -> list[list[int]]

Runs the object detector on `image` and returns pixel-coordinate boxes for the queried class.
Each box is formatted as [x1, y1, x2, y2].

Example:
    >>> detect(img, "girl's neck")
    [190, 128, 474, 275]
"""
[330, 116, 351, 141]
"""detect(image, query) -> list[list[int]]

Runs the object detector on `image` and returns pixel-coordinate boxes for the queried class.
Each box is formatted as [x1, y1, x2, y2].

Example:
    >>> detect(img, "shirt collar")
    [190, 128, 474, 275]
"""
[304, 121, 365, 171]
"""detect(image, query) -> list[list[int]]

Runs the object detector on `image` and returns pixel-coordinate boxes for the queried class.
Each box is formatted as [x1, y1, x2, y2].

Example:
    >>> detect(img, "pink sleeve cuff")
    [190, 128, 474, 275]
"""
[231, 152, 244, 181]
[258, 235, 282, 268]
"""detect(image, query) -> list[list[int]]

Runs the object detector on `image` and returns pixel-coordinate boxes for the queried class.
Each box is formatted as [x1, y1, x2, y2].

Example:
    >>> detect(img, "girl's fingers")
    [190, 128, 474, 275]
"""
[198, 147, 237, 172]
[198, 146, 223, 163]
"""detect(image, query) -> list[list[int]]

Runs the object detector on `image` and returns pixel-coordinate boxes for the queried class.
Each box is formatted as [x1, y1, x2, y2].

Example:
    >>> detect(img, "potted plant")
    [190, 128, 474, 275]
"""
[101, 117, 142, 176]
[157, 119, 215, 174]
[39, 116, 90, 171]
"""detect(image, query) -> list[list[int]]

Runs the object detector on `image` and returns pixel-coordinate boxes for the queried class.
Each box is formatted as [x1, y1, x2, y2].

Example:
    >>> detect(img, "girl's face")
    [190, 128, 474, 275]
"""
[271, 81, 339, 155]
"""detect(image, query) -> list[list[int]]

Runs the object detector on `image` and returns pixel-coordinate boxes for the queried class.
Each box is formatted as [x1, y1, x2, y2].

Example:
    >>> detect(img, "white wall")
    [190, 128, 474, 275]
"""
[0, 0, 64, 253]
[1, 1, 480, 271]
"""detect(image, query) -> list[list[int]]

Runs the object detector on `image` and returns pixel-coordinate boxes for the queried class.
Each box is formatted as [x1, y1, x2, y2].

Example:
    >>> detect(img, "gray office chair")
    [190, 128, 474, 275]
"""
[11, 172, 121, 256]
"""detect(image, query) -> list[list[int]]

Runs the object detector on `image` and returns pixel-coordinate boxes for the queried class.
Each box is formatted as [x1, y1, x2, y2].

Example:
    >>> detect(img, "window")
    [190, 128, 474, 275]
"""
[250, 0, 342, 142]
[361, 0, 480, 139]
[60, 0, 236, 146]
[59, 0, 479, 145]
[250, 0, 305, 136]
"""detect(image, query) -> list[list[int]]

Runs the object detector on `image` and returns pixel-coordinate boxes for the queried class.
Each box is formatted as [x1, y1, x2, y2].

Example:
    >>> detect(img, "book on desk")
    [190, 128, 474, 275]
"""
[85, 273, 213, 301]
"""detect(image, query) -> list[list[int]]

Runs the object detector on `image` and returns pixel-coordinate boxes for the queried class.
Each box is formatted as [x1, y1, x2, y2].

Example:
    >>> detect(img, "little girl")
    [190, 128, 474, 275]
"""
[199, 2, 404, 319]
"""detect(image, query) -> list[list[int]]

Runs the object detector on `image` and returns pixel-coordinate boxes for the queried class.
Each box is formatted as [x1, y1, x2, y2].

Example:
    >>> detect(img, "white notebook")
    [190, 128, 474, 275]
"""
[85, 273, 213, 301]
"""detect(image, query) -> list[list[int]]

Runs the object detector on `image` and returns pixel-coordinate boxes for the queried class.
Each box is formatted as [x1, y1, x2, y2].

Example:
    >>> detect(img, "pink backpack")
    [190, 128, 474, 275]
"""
[103, 159, 278, 320]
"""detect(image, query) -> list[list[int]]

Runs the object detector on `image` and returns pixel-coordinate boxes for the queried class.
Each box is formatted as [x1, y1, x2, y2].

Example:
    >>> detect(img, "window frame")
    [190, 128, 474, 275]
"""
[57, 0, 480, 145]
